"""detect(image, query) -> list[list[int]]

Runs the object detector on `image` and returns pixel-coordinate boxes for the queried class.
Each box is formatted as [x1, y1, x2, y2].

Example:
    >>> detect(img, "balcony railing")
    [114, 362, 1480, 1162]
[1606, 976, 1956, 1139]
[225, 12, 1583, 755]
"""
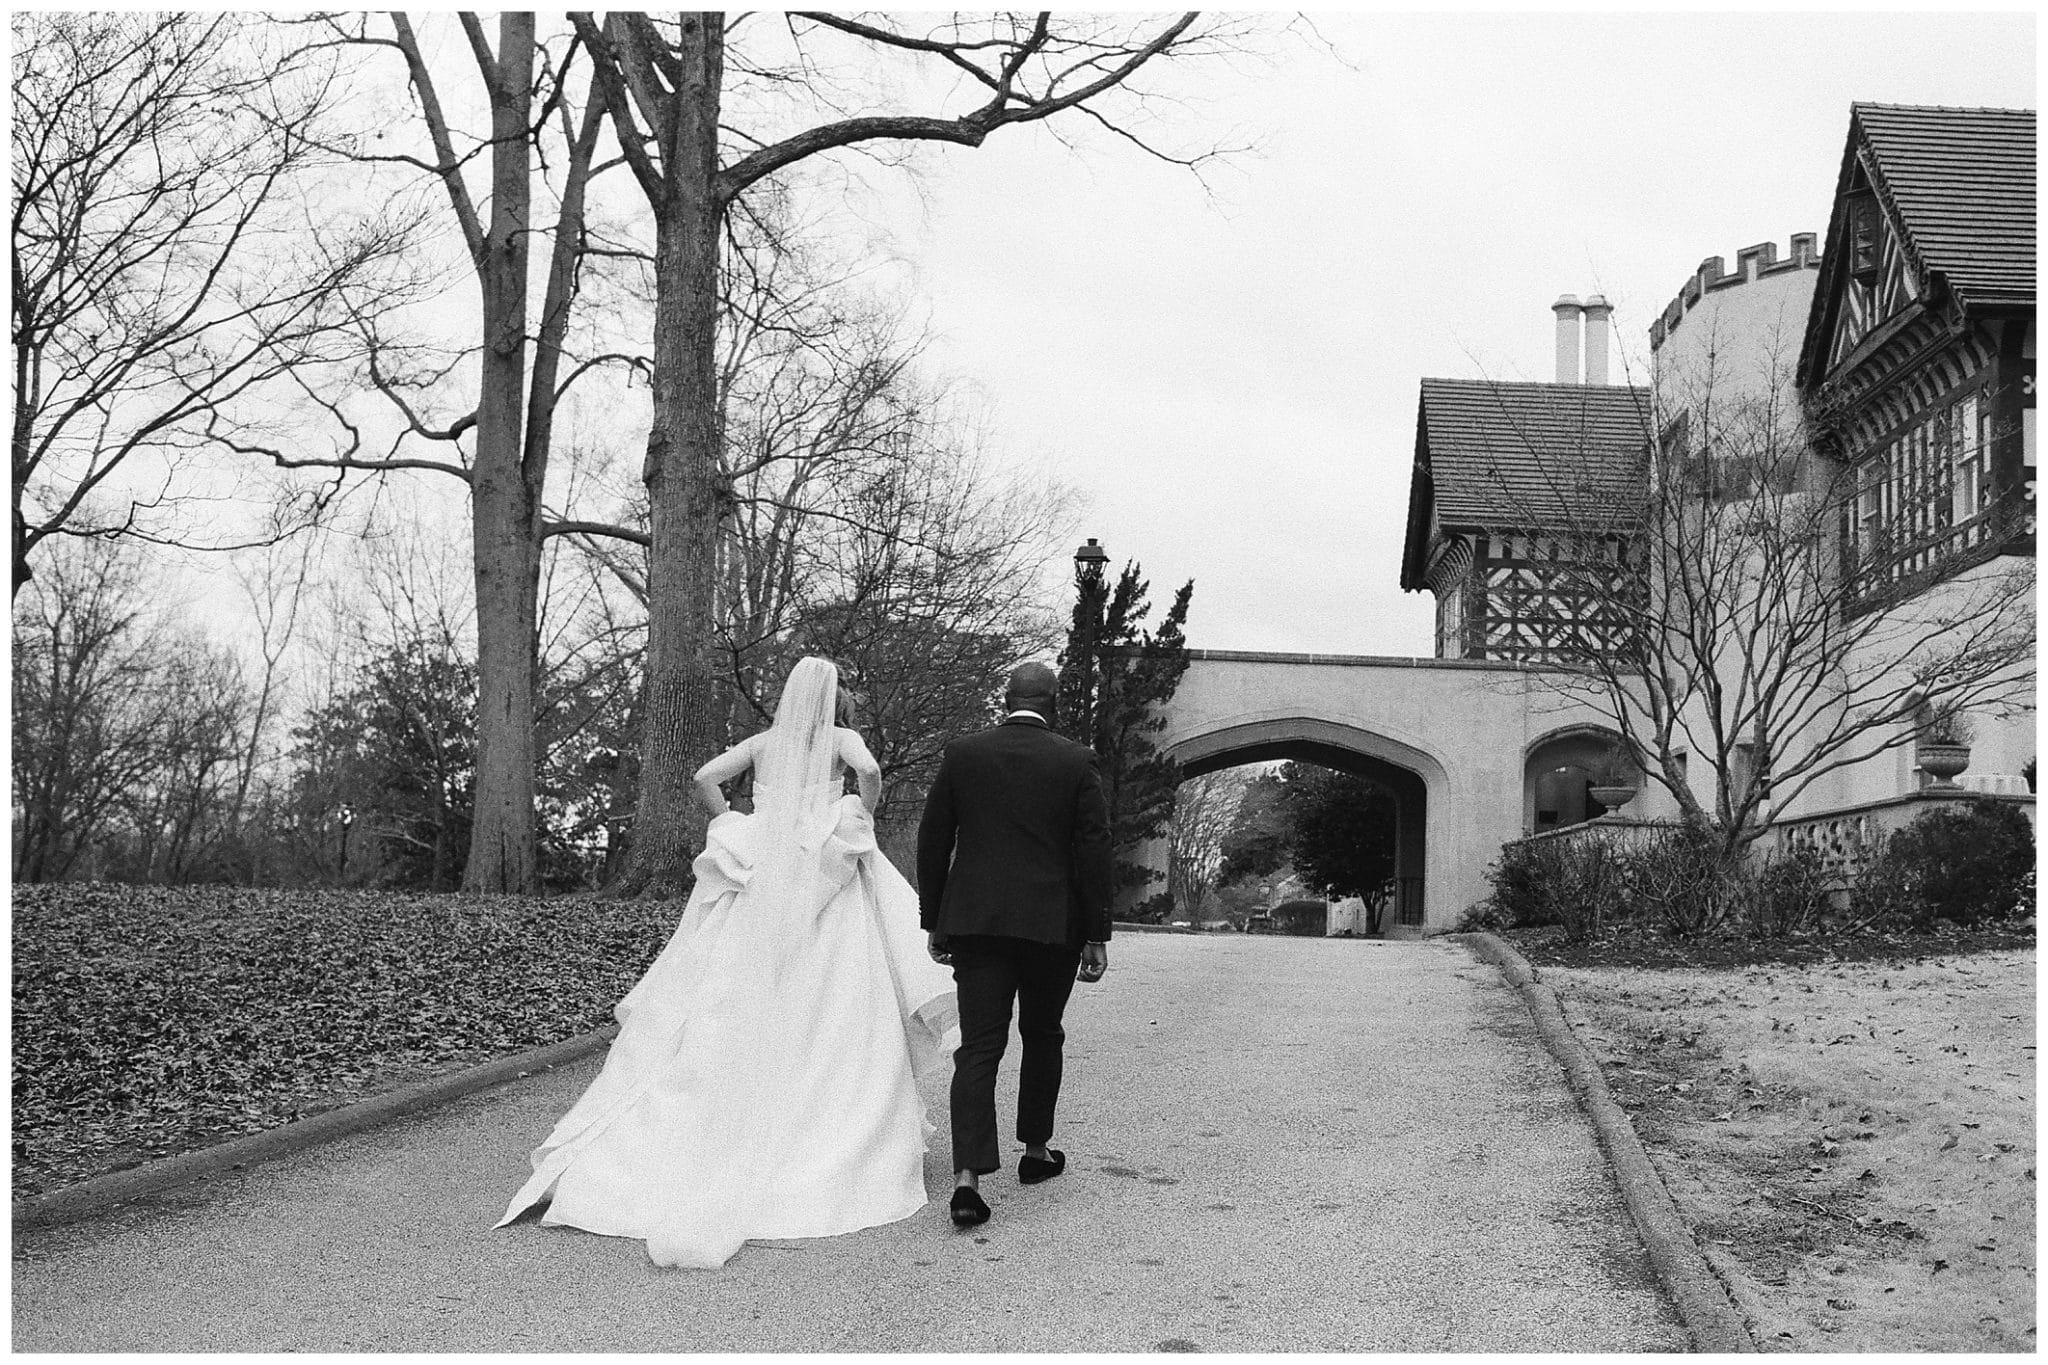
[1773, 789, 2036, 890]
[1845, 498, 2030, 611]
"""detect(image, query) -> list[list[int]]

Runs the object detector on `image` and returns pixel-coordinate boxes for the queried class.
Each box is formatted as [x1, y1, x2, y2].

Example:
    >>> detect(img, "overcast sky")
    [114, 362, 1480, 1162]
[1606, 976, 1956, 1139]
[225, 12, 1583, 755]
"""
[849, 9, 2036, 657]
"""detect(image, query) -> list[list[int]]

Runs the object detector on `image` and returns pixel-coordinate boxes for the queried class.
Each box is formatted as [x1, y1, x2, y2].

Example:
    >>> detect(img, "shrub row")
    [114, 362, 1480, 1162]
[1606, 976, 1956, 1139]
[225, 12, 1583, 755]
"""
[1466, 798, 2033, 943]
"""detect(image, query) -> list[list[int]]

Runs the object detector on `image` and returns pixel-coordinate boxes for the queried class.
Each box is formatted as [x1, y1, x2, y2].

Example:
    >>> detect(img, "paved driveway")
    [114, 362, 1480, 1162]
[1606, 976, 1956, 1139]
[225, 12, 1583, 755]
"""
[13, 934, 1688, 1352]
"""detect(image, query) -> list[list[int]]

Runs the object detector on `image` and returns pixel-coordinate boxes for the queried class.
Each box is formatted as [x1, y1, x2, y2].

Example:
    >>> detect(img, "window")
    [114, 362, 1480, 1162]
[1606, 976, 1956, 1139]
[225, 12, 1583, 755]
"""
[1846, 376, 2006, 601]
[2023, 362, 2037, 534]
[1950, 393, 1986, 524]
[1856, 466, 1883, 559]
[1848, 195, 1881, 281]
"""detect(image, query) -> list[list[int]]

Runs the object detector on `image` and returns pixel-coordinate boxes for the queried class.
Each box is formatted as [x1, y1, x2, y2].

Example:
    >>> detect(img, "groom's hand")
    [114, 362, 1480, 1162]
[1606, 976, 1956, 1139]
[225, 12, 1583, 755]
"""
[927, 933, 953, 966]
[1078, 941, 1108, 983]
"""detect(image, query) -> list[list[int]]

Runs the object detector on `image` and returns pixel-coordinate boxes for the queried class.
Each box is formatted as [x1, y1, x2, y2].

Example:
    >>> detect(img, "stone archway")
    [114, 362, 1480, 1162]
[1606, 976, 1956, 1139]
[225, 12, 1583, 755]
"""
[1523, 723, 1628, 834]
[1161, 717, 1445, 938]
[1141, 649, 1621, 932]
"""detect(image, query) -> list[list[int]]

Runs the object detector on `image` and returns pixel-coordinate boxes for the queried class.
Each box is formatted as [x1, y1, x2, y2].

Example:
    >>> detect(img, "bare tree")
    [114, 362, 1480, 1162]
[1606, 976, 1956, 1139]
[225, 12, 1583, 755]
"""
[10, 12, 421, 597]
[566, 10, 1252, 894]
[240, 14, 618, 894]
[283, 523, 480, 890]
[10, 537, 251, 883]
[701, 215, 1074, 831]
[223, 530, 322, 834]
[706, 206, 927, 721]
[12, 540, 164, 880]
[558, 349, 1076, 875]
[1473, 341, 2034, 854]
[115, 635, 251, 883]
[792, 432, 1074, 852]
[1169, 768, 1251, 921]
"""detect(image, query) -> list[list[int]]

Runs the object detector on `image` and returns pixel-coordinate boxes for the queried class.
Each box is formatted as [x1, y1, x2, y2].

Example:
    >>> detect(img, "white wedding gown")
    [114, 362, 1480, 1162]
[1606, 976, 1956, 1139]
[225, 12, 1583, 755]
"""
[496, 732, 958, 1269]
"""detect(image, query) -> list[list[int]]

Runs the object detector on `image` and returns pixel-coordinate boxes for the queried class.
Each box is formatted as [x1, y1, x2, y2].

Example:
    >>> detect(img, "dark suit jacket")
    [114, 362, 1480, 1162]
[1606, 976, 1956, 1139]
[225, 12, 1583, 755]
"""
[917, 714, 1115, 947]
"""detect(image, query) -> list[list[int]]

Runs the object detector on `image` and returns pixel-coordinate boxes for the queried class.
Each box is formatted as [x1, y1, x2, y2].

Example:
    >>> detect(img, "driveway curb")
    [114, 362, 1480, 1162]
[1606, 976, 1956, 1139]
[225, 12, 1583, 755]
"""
[1456, 932, 1755, 1353]
[13, 1026, 619, 1232]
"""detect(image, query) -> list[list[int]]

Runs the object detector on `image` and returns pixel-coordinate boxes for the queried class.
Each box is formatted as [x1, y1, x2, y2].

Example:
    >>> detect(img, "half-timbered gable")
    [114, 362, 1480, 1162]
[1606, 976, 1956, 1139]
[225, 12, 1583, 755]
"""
[1798, 103, 2036, 610]
[1401, 378, 1649, 664]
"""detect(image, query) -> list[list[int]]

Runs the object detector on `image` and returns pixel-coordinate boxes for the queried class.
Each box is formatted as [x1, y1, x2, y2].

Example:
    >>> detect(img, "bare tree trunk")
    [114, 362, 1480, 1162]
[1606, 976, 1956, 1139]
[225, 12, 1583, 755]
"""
[609, 17, 727, 897]
[461, 14, 540, 895]
[572, 10, 1229, 896]
[12, 403, 34, 600]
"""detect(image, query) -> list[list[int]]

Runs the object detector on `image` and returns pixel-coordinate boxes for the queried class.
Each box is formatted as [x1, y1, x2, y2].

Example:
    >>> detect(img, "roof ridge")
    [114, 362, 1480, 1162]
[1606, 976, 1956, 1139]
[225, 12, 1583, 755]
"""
[1852, 100, 2036, 118]
[1420, 376, 1649, 395]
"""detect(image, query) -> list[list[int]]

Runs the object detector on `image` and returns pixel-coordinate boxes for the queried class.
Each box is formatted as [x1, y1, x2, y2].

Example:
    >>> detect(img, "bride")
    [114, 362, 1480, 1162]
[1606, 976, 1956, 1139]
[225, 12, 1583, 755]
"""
[497, 657, 959, 1268]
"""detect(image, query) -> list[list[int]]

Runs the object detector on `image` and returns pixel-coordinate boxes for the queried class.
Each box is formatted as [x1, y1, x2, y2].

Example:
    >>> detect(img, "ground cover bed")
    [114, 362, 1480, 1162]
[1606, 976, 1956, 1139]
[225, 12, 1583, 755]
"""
[1507, 924, 2035, 1352]
[13, 882, 677, 1200]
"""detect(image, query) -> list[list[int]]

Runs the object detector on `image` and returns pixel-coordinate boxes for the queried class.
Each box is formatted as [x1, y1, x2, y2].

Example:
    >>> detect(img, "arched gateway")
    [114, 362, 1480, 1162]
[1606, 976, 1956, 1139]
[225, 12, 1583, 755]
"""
[1138, 650, 1620, 936]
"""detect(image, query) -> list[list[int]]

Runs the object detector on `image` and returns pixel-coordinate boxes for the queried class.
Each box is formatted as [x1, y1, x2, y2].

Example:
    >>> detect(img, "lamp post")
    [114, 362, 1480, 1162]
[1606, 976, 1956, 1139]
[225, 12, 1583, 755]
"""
[1075, 536, 1109, 579]
[1067, 538, 1109, 743]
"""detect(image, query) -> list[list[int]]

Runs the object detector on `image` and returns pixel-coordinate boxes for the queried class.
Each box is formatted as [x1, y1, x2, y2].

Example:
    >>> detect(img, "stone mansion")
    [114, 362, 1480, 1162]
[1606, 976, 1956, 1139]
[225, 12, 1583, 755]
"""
[1141, 102, 2035, 932]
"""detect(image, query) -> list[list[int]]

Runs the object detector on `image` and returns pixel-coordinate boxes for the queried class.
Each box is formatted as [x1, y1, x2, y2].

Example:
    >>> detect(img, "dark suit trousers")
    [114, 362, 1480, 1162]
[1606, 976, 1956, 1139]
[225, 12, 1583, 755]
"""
[947, 935, 1081, 1175]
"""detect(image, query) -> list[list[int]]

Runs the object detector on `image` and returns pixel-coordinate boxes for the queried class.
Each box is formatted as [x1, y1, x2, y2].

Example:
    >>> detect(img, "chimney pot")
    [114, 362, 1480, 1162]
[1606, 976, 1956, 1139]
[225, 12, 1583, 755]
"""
[1552, 295, 1583, 385]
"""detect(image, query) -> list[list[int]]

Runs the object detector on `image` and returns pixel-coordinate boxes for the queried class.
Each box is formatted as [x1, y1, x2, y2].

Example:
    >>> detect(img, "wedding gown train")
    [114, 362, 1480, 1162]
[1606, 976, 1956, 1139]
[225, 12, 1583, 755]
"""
[496, 778, 958, 1269]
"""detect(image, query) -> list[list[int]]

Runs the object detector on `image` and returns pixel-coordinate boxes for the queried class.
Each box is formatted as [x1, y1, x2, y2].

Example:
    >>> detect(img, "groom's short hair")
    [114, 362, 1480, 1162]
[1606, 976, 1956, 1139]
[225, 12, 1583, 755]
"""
[1004, 661, 1059, 716]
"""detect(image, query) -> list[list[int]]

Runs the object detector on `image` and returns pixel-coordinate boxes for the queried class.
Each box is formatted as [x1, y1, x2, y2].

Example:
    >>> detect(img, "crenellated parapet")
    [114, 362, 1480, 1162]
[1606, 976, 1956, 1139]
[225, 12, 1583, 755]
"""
[1649, 234, 1821, 349]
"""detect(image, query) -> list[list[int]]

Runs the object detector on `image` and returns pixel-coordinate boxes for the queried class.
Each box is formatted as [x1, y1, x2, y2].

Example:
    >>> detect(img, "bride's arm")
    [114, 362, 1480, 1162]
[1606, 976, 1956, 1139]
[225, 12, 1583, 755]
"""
[839, 729, 883, 812]
[691, 735, 757, 815]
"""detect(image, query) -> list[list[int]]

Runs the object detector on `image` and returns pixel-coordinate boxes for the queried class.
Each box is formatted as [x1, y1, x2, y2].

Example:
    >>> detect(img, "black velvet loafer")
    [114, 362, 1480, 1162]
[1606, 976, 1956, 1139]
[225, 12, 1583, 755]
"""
[1018, 1149, 1066, 1185]
[949, 1186, 990, 1226]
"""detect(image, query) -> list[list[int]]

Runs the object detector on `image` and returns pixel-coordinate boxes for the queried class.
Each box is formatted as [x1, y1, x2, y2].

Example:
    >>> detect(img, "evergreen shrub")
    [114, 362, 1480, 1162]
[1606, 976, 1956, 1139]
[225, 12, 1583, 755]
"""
[1271, 899, 1328, 935]
[1850, 799, 2035, 929]
[1125, 891, 1175, 925]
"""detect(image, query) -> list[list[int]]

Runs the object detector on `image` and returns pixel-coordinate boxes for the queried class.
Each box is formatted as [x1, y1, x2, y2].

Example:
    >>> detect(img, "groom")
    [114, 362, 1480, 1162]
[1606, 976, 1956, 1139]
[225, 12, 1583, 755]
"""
[918, 661, 1114, 1227]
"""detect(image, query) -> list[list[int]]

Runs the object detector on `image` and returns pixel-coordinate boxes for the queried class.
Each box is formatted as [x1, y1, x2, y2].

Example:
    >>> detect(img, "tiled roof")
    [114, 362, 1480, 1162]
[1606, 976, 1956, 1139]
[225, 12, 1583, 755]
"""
[1417, 379, 1648, 524]
[1401, 379, 1648, 589]
[1856, 103, 2035, 309]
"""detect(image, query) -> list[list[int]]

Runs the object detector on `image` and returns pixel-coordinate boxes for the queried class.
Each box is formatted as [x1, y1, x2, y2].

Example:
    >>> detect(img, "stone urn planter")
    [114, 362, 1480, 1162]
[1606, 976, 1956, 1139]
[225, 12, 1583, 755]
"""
[1589, 783, 1639, 815]
[1917, 742, 1972, 789]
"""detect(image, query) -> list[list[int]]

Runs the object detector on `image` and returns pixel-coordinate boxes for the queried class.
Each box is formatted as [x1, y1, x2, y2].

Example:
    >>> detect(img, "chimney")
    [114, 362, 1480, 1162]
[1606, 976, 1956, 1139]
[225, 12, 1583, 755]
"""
[1580, 294, 1612, 385]
[1551, 295, 1582, 385]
